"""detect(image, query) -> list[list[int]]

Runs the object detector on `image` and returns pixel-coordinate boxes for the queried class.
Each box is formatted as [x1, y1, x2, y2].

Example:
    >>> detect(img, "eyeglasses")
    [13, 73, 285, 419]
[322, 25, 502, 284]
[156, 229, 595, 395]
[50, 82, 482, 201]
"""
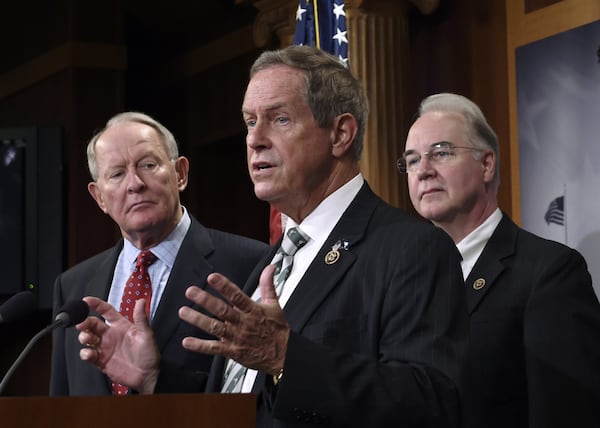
[397, 141, 484, 174]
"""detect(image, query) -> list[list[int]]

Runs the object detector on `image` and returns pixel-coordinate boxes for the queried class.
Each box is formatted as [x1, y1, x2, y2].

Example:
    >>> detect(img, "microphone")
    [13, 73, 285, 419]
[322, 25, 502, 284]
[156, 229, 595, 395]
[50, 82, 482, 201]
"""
[52, 299, 90, 329]
[0, 291, 37, 324]
[0, 299, 89, 395]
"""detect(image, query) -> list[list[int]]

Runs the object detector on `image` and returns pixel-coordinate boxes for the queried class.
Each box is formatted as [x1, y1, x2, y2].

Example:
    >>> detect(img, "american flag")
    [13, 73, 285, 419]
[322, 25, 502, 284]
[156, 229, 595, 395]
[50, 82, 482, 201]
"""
[293, 0, 348, 66]
[544, 195, 565, 226]
[270, 0, 349, 244]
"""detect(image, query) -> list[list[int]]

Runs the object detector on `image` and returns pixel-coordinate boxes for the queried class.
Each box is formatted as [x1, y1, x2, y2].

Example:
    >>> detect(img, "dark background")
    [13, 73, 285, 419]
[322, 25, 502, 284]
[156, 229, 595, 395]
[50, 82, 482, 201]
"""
[0, 0, 559, 396]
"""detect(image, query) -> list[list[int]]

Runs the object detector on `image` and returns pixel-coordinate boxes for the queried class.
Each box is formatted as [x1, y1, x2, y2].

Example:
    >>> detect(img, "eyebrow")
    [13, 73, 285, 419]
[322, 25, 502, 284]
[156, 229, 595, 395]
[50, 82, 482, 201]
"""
[403, 141, 452, 156]
[242, 103, 287, 116]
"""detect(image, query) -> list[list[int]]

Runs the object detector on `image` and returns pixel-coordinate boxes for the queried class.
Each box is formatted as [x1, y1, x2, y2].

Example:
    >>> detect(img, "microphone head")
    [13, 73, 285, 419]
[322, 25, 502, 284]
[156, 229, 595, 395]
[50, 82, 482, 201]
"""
[55, 299, 90, 327]
[0, 291, 37, 324]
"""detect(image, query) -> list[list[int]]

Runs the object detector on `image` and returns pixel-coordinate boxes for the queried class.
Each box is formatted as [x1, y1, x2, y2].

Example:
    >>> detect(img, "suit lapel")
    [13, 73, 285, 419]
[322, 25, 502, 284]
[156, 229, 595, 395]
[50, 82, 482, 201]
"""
[465, 214, 517, 313]
[236, 184, 378, 396]
[84, 243, 122, 302]
[79, 243, 122, 393]
[284, 184, 377, 331]
[152, 220, 216, 352]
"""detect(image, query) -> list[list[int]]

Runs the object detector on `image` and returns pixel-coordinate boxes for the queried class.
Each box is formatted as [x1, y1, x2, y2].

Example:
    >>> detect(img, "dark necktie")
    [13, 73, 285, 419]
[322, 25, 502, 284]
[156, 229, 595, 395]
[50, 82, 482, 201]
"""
[221, 227, 309, 393]
[111, 250, 157, 396]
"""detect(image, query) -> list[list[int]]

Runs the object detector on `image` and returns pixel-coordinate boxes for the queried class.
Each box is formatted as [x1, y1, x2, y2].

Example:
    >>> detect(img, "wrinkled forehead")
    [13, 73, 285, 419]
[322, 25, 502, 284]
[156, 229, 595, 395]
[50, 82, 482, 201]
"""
[95, 123, 165, 162]
[244, 65, 305, 101]
[405, 111, 468, 151]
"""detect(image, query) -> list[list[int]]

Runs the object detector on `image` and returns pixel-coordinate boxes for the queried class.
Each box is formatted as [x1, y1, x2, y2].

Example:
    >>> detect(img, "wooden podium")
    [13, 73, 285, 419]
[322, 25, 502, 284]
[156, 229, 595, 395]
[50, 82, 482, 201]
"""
[0, 393, 255, 428]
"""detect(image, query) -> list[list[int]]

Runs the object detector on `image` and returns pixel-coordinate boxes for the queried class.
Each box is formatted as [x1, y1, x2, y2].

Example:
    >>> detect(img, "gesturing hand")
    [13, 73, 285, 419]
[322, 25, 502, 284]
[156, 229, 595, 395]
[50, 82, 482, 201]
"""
[178, 265, 290, 376]
[77, 296, 160, 394]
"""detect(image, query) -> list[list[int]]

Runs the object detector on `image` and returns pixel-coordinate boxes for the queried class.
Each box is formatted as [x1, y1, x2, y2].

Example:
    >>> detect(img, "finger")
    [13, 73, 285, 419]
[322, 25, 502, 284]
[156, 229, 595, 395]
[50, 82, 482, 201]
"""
[76, 315, 108, 333]
[259, 264, 278, 304]
[80, 347, 98, 363]
[82, 296, 110, 312]
[206, 273, 253, 313]
[181, 336, 224, 356]
[78, 330, 100, 347]
[83, 296, 122, 324]
[184, 285, 239, 324]
[179, 305, 227, 339]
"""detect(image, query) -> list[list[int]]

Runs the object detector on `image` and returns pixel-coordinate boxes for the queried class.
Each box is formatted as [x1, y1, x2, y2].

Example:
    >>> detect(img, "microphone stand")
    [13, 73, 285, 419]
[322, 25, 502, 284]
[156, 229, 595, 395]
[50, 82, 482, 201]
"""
[0, 320, 61, 395]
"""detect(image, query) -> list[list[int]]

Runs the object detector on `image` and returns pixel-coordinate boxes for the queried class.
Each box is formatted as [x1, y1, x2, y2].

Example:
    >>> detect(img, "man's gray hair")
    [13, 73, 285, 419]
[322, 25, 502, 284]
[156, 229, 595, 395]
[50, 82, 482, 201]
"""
[87, 111, 179, 181]
[250, 45, 369, 160]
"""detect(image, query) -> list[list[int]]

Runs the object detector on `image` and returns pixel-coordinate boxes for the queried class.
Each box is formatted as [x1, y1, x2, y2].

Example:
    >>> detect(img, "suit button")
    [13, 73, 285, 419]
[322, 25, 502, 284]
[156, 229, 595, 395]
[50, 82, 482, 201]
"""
[292, 408, 310, 422]
[310, 412, 321, 424]
[291, 407, 302, 421]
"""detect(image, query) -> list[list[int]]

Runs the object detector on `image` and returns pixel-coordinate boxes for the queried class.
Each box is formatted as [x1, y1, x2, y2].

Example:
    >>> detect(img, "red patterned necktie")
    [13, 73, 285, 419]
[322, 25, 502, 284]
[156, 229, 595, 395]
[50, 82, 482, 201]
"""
[111, 250, 157, 396]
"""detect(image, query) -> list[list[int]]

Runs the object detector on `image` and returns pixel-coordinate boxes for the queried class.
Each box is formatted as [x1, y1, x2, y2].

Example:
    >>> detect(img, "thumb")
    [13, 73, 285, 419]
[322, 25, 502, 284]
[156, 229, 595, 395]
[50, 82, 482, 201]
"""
[132, 298, 151, 329]
[259, 264, 279, 304]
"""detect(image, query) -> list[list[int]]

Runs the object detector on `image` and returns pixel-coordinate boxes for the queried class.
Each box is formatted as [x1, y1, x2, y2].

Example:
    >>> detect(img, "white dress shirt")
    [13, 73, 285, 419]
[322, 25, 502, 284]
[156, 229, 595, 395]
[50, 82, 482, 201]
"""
[241, 174, 364, 392]
[456, 208, 502, 280]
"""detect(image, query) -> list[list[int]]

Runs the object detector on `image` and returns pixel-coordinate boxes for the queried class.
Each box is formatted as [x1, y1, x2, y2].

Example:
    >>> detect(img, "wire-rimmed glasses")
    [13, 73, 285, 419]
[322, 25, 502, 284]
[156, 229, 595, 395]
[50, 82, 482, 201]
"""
[397, 141, 484, 174]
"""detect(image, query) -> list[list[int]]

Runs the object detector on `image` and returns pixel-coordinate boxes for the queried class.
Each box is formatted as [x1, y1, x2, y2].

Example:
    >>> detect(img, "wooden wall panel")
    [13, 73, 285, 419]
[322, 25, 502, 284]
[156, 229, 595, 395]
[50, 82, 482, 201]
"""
[404, 0, 510, 215]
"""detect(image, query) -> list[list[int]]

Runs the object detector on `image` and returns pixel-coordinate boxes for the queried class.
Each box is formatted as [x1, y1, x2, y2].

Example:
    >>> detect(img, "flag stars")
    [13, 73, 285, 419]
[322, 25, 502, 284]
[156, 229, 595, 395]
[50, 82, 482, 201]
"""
[333, 2, 345, 20]
[296, 4, 306, 21]
[292, 0, 348, 66]
[333, 28, 348, 46]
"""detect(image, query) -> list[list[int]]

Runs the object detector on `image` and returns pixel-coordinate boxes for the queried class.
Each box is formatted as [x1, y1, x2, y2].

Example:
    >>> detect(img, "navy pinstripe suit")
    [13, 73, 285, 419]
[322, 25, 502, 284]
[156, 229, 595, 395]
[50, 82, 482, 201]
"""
[204, 183, 469, 428]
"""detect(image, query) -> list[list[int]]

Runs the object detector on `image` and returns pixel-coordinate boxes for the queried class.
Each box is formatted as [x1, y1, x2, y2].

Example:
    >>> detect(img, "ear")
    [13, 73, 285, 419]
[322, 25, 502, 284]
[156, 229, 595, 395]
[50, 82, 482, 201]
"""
[174, 156, 190, 191]
[88, 182, 107, 213]
[481, 150, 496, 184]
[331, 113, 358, 158]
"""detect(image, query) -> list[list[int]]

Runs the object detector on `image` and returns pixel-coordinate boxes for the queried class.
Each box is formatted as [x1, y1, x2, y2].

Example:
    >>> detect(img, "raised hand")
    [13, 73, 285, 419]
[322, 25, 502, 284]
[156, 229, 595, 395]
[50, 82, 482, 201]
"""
[178, 265, 290, 376]
[77, 296, 160, 394]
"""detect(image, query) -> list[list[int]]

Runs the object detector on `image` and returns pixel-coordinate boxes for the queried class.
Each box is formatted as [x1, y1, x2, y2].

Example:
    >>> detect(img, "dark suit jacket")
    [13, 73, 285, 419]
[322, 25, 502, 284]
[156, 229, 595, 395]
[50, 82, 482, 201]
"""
[206, 183, 469, 428]
[50, 216, 268, 396]
[461, 214, 600, 428]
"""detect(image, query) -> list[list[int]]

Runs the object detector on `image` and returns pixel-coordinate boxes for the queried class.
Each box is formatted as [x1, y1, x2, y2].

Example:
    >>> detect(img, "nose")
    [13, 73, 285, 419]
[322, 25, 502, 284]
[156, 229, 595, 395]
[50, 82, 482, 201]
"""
[414, 155, 436, 179]
[246, 121, 270, 150]
[125, 169, 145, 193]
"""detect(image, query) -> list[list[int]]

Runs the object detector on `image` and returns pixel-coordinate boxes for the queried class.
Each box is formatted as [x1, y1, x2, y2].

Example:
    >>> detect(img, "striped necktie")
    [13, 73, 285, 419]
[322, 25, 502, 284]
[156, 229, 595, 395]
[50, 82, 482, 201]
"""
[221, 227, 309, 393]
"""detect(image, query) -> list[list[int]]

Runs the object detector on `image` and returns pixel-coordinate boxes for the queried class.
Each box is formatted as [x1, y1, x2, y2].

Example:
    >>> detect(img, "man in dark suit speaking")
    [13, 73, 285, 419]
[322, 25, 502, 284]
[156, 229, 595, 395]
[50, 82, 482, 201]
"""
[400, 92, 600, 427]
[77, 46, 469, 427]
[50, 112, 267, 396]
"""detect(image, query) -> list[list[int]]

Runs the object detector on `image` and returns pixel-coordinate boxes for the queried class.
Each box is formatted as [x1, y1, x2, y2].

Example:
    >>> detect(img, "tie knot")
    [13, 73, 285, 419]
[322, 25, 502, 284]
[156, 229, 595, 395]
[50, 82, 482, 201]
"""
[280, 227, 309, 257]
[136, 250, 157, 268]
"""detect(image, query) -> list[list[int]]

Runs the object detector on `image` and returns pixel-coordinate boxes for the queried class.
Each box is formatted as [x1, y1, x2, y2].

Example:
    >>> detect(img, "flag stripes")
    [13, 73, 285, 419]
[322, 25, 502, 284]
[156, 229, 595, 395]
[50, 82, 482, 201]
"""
[544, 195, 564, 226]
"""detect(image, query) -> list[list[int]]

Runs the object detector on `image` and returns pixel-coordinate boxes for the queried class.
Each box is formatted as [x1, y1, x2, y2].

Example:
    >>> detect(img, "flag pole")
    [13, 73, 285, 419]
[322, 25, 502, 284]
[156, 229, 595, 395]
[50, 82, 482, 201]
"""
[563, 183, 568, 246]
[312, 0, 321, 49]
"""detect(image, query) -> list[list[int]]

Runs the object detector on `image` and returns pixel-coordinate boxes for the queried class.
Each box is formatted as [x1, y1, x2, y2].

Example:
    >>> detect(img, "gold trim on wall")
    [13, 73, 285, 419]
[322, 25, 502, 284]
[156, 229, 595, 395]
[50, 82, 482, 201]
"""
[506, 0, 600, 223]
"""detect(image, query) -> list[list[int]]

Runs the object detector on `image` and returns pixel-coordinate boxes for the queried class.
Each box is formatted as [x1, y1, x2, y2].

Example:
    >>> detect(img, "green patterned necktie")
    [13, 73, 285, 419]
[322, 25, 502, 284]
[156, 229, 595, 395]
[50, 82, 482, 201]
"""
[221, 227, 310, 393]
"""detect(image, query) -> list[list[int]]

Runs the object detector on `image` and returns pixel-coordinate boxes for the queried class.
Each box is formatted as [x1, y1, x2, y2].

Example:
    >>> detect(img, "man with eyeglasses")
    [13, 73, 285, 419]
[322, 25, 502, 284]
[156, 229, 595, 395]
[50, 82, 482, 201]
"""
[400, 92, 600, 428]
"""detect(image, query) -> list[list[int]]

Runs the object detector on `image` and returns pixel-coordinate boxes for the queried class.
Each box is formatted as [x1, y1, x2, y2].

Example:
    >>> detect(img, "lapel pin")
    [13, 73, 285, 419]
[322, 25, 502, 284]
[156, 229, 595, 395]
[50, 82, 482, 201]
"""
[324, 239, 350, 265]
[324, 249, 339, 265]
[473, 278, 486, 290]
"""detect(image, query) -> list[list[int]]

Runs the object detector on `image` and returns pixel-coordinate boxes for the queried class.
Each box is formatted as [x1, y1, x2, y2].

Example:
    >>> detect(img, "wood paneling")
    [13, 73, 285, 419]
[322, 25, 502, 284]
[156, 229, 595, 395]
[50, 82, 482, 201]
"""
[404, 0, 510, 215]
[525, 0, 563, 13]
